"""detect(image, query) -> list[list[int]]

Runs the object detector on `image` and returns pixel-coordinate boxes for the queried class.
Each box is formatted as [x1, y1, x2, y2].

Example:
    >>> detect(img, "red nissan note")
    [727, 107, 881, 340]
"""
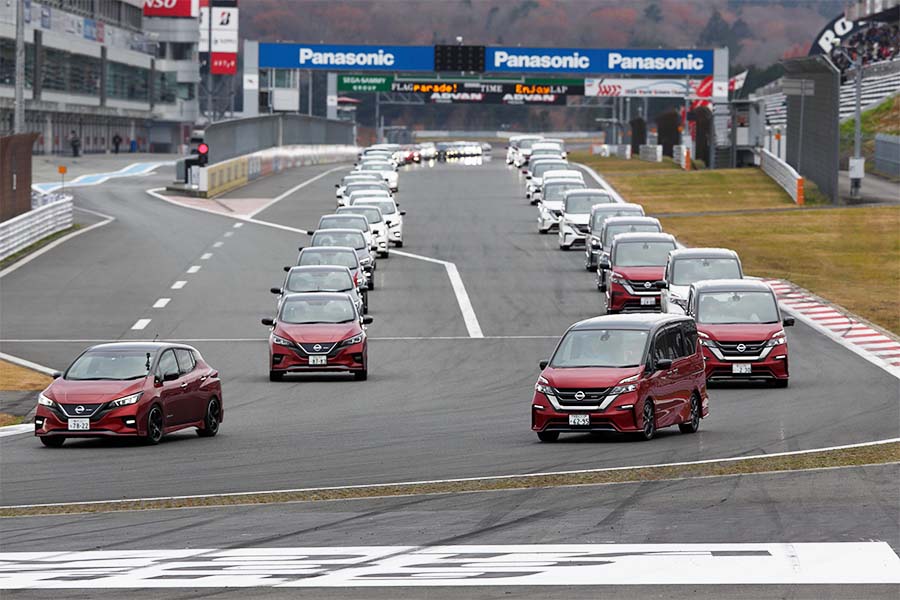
[34, 342, 223, 447]
[263, 292, 372, 381]
[600, 232, 677, 313]
[686, 279, 794, 387]
[532, 314, 709, 442]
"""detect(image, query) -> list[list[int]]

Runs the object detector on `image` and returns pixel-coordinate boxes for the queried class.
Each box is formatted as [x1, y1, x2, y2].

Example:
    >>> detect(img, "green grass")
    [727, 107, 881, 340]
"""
[840, 95, 900, 137]
[0, 225, 80, 271]
[570, 150, 682, 174]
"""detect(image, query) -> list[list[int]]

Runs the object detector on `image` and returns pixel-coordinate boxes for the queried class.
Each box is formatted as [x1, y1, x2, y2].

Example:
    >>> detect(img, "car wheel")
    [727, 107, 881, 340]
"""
[537, 431, 559, 443]
[145, 405, 164, 445]
[354, 368, 368, 381]
[538, 228, 548, 235]
[773, 378, 789, 388]
[559, 244, 570, 251]
[362, 290, 369, 314]
[40, 436, 65, 448]
[197, 397, 220, 437]
[269, 370, 283, 382]
[638, 400, 656, 441]
[679, 394, 701, 434]
[379, 251, 389, 258]
[395, 241, 403, 248]
[368, 273, 376, 290]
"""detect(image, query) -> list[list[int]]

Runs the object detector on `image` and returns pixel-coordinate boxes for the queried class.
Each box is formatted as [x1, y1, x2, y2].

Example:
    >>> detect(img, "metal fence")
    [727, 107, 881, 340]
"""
[760, 149, 804, 205]
[0, 199, 73, 261]
[874, 133, 900, 178]
[204, 114, 355, 165]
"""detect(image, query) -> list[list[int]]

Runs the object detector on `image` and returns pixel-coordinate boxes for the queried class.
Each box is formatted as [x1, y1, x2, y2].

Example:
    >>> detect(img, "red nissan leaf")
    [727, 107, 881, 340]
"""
[263, 292, 372, 381]
[34, 343, 223, 447]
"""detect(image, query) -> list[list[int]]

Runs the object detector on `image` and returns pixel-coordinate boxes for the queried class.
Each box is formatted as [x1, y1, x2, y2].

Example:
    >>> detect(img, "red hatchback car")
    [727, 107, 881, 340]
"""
[600, 232, 677, 313]
[686, 279, 794, 387]
[263, 292, 372, 381]
[532, 314, 709, 442]
[34, 342, 223, 447]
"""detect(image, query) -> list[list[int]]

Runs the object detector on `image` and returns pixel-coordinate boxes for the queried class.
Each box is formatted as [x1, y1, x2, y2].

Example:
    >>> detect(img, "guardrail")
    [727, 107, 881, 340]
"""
[639, 145, 663, 162]
[590, 144, 631, 159]
[673, 145, 692, 170]
[0, 199, 73, 261]
[874, 133, 900, 178]
[760, 148, 805, 205]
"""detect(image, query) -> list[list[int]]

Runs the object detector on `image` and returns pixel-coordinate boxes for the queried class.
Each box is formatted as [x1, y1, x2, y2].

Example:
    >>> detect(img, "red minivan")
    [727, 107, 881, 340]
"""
[686, 279, 794, 387]
[34, 342, 223, 447]
[532, 314, 709, 442]
[600, 232, 677, 313]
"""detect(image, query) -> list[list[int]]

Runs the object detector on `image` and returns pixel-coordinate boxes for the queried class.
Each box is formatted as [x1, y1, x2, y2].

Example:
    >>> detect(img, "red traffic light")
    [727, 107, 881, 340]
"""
[198, 143, 209, 155]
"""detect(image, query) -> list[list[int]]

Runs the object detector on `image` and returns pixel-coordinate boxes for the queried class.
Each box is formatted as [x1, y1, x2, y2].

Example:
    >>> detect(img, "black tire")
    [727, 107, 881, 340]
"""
[395, 241, 403, 248]
[362, 290, 369, 314]
[197, 397, 220, 437]
[354, 368, 368, 381]
[269, 370, 284, 382]
[40, 436, 65, 448]
[538, 228, 548, 235]
[144, 405, 164, 445]
[537, 431, 559, 443]
[367, 272, 376, 290]
[638, 400, 656, 441]
[773, 378, 789, 388]
[379, 251, 389, 258]
[679, 394, 701, 434]
[559, 244, 570, 251]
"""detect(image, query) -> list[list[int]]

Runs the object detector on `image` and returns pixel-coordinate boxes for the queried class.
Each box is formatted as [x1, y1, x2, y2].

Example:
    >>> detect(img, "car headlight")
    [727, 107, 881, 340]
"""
[38, 393, 55, 407]
[590, 236, 602, 247]
[272, 334, 293, 347]
[534, 375, 554, 395]
[359, 256, 372, 265]
[609, 272, 626, 284]
[610, 374, 639, 395]
[669, 294, 687, 308]
[697, 331, 716, 347]
[766, 331, 787, 346]
[339, 332, 365, 347]
[109, 392, 142, 408]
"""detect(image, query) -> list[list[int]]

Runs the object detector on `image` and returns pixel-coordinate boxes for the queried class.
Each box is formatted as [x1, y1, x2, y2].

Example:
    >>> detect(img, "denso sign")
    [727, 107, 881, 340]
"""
[144, 0, 199, 17]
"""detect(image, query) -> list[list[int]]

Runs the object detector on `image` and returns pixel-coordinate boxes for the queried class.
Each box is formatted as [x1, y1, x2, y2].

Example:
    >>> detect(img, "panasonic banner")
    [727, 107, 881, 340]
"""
[258, 43, 435, 71]
[486, 47, 714, 75]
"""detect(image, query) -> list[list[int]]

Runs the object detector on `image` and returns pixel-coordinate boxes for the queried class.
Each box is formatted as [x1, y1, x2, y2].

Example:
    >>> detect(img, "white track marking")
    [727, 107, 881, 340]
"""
[213, 241, 224, 248]
[0, 335, 559, 343]
[200, 253, 213, 260]
[2, 543, 898, 588]
[233, 222, 244, 228]
[130, 319, 151, 331]
[0, 352, 57, 375]
[0, 424, 34, 438]
[186, 265, 201, 274]
[246, 165, 347, 218]
[3, 438, 895, 510]
[223, 231, 233, 237]
[0, 208, 114, 279]
[170, 281, 187, 290]
[152, 298, 171, 309]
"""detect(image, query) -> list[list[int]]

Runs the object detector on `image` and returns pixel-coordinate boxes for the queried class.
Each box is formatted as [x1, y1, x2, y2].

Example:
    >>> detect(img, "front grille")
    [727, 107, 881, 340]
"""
[297, 342, 337, 355]
[716, 340, 767, 357]
[553, 387, 610, 406]
[627, 279, 658, 291]
[575, 224, 590, 234]
[59, 403, 103, 417]
[708, 366, 776, 380]
[543, 417, 618, 432]
[620, 299, 661, 313]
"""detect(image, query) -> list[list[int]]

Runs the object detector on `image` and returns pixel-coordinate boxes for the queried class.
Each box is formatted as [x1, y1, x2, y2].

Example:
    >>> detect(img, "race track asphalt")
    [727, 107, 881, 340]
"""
[1, 156, 897, 510]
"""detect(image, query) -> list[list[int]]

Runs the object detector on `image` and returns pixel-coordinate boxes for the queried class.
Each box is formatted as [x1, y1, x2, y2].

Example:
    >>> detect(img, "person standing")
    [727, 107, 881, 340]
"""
[69, 130, 81, 157]
[112, 133, 122, 154]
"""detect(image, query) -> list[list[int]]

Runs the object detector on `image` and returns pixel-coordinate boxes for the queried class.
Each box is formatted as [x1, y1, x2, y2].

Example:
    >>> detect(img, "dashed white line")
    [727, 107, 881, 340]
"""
[186, 265, 201, 274]
[200, 253, 213, 260]
[152, 298, 171, 309]
[223, 231, 234, 237]
[131, 319, 152, 331]
[171, 281, 187, 290]
[213, 241, 224, 248]
[233, 222, 243, 228]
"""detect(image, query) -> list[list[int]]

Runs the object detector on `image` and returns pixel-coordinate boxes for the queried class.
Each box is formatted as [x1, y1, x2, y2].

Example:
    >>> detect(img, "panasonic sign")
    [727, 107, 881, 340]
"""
[486, 47, 714, 75]
[259, 43, 434, 71]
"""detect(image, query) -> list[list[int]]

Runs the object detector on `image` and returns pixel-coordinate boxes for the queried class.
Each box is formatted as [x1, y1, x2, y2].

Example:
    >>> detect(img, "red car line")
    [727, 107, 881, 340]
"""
[600, 232, 677, 314]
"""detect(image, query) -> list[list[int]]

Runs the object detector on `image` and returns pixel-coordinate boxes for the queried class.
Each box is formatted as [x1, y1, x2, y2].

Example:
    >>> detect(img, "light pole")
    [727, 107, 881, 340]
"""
[838, 48, 864, 199]
[13, 0, 25, 133]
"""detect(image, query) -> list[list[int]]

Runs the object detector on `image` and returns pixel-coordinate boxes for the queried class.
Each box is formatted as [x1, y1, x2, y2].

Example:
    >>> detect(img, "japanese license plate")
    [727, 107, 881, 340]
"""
[732, 363, 752, 374]
[641, 296, 656, 306]
[67, 418, 90, 431]
[309, 355, 327, 366]
[568, 414, 590, 426]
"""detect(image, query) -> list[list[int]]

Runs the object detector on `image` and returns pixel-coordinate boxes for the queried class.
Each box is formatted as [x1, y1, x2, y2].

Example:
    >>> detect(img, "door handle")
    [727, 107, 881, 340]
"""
[199, 375, 207, 381]
[180, 382, 188, 389]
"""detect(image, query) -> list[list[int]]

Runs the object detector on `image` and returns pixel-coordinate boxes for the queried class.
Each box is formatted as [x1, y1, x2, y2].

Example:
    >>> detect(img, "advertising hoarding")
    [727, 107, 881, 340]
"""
[486, 47, 714, 75]
[258, 44, 436, 72]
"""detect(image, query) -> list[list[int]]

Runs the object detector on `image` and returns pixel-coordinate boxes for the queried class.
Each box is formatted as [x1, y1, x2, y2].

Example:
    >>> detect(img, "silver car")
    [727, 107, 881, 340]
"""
[273, 265, 367, 314]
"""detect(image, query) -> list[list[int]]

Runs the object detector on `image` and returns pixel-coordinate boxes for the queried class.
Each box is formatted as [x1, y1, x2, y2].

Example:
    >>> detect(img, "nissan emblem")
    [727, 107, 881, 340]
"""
[574, 391, 586, 401]
[75, 405, 85, 414]
[736, 344, 747, 353]
[313, 344, 323, 352]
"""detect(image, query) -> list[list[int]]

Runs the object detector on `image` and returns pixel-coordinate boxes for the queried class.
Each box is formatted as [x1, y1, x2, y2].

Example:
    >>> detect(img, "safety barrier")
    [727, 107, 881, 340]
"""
[874, 133, 900, 178]
[192, 144, 358, 198]
[673, 145, 692, 170]
[639, 145, 663, 162]
[590, 144, 631, 159]
[760, 148, 805, 205]
[0, 198, 73, 261]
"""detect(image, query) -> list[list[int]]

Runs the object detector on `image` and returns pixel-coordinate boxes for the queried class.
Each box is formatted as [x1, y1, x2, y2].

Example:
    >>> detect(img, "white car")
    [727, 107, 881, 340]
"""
[506, 135, 539, 164]
[335, 173, 383, 198]
[512, 137, 543, 168]
[339, 181, 392, 207]
[537, 178, 587, 234]
[525, 159, 569, 203]
[353, 197, 405, 248]
[419, 142, 437, 161]
[659, 248, 744, 314]
[274, 265, 366, 315]
[317, 214, 376, 254]
[355, 161, 398, 192]
[345, 189, 392, 210]
[557, 189, 613, 250]
[539, 138, 568, 159]
[337, 205, 389, 258]
[533, 169, 584, 204]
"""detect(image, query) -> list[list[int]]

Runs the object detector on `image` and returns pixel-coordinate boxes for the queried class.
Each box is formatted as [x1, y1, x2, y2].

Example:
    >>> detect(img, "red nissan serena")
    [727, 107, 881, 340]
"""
[686, 279, 794, 387]
[532, 314, 709, 442]
[600, 232, 677, 313]
[263, 292, 372, 381]
[34, 342, 223, 447]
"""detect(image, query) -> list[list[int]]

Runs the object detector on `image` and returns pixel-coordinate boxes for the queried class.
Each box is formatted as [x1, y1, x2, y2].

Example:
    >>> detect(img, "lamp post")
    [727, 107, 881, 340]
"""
[838, 48, 863, 199]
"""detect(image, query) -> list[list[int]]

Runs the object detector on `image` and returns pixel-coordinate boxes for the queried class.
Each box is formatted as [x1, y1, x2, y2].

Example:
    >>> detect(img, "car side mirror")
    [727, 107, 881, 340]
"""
[261, 318, 275, 327]
[783, 317, 795, 327]
[400, 210, 406, 216]
[362, 316, 374, 325]
[539, 360, 548, 370]
[270, 287, 282, 295]
[655, 280, 668, 290]
[526, 174, 532, 179]
[298, 246, 304, 252]
[163, 370, 179, 382]
[334, 183, 339, 188]
[283, 266, 291, 272]
[51, 371, 62, 379]
[655, 358, 673, 371]
[598, 258, 611, 270]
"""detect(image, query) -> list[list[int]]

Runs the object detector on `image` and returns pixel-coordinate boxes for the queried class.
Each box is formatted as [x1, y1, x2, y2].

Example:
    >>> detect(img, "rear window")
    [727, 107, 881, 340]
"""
[287, 269, 353, 292]
[592, 208, 644, 230]
[543, 182, 586, 202]
[603, 223, 660, 245]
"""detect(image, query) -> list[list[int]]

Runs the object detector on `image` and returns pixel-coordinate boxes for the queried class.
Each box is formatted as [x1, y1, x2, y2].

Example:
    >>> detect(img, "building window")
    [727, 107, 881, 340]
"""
[121, 3, 143, 31]
[62, 0, 93, 17]
[170, 43, 194, 61]
[154, 71, 177, 104]
[96, 0, 121, 24]
[107, 61, 149, 102]
[177, 82, 196, 100]
[0, 40, 35, 89]
[40, 47, 101, 95]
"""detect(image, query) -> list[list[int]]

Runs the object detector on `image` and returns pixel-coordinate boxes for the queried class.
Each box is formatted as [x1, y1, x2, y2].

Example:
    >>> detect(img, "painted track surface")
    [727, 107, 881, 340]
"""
[0, 157, 898, 509]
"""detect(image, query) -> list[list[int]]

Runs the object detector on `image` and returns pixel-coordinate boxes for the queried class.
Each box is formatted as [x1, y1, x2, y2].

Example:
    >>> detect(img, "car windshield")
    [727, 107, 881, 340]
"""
[604, 224, 660, 245]
[279, 297, 357, 324]
[592, 209, 642, 230]
[533, 163, 568, 177]
[358, 201, 395, 215]
[312, 231, 366, 250]
[544, 182, 585, 202]
[299, 250, 357, 269]
[672, 258, 741, 286]
[287, 270, 353, 292]
[65, 350, 152, 381]
[551, 329, 648, 368]
[614, 241, 675, 267]
[346, 183, 385, 193]
[531, 150, 561, 158]
[697, 291, 780, 324]
[321, 217, 367, 232]
[341, 207, 383, 224]
[519, 139, 537, 150]
[359, 163, 391, 171]
[566, 194, 611, 214]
